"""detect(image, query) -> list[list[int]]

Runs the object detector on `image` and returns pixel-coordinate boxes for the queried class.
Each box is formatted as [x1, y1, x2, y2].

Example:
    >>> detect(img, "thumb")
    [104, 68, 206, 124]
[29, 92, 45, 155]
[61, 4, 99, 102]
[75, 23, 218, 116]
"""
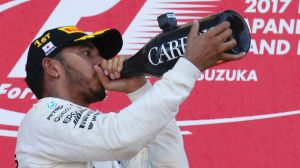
[94, 65, 111, 90]
[221, 52, 246, 62]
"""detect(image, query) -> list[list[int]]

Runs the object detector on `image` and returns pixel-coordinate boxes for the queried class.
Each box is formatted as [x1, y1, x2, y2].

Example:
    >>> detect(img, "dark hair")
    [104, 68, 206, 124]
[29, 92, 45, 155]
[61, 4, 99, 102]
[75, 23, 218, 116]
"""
[25, 52, 63, 99]
[25, 70, 44, 99]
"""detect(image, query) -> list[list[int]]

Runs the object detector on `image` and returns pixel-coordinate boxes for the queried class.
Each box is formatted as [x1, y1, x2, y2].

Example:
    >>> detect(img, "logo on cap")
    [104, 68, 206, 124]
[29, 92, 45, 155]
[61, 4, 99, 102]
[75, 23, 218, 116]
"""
[42, 41, 57, 56]
[58, 26, 84, 34]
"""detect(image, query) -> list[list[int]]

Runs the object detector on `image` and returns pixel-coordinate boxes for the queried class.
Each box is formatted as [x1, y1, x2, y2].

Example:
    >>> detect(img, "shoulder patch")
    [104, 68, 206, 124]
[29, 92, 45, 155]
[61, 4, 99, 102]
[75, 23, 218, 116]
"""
[47, 101, 57, 109]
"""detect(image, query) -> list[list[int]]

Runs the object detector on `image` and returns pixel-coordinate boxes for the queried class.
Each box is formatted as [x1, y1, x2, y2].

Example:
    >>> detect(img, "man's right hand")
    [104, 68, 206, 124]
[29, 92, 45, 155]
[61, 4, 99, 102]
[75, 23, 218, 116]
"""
[184, 20, 245, 71]
[94, 56, 147, 93]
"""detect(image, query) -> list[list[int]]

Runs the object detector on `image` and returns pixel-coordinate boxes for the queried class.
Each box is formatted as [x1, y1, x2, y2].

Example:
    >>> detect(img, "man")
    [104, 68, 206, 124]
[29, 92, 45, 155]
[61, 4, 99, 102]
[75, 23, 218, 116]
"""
[15, 20, 244, 168]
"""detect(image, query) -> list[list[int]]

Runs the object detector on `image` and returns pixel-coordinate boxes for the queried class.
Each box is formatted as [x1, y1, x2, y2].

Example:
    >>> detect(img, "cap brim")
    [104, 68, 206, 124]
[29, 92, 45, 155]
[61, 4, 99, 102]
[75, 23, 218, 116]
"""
[73, 28, 123, 59]
[89, 29, 123, 59]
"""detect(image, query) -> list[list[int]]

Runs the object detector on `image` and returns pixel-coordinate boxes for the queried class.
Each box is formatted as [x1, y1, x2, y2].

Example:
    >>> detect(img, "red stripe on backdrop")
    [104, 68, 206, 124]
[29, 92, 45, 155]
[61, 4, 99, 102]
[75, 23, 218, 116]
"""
[0, 124, 18, 131]
[0, 0, 11, 5]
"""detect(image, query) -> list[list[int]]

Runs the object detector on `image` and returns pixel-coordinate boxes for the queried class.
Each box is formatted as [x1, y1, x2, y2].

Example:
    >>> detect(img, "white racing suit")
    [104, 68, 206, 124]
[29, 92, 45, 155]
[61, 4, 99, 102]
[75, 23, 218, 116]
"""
[15, 58, 201, 168]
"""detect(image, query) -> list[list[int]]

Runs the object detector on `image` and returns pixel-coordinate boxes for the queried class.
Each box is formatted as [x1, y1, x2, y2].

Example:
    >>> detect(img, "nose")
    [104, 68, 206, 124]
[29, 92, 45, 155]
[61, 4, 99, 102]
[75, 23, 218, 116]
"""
[96, 55, 104, 61]
[93, 54, 105, 66]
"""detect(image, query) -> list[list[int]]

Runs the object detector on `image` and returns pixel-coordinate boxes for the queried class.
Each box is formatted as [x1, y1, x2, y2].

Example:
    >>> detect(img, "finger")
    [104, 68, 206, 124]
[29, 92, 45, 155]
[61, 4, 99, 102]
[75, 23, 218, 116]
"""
[112, 57, 119, 73]
[217, 28, 233, 43]
[106, 59, 113, 74]
[114, 72, 121, 79]
[209, 21, 230, 36]
[117, 56, 126, 72]
[221, 52, 246, 61]
[94, 65, 110, 89]
[100, 59, 109, 76]
[221, 38, 237, 52]
[109, 73, 115, 80]
[187, 20, 199, 41]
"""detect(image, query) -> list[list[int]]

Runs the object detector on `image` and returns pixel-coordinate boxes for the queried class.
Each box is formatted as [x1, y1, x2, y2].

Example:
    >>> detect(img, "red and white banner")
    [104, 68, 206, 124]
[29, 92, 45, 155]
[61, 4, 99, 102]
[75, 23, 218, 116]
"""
[1, 0, 300, 167]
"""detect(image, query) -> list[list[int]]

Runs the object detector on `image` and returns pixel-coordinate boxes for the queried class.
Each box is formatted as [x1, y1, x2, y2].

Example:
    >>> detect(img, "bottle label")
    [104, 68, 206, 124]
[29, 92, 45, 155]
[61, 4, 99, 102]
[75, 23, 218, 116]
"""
[147, 36, 187, 66]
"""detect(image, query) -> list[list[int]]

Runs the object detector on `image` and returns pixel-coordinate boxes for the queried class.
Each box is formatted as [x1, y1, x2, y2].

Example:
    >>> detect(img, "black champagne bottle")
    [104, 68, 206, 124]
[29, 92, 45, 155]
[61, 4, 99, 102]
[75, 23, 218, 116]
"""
[121, 10, 251, 78]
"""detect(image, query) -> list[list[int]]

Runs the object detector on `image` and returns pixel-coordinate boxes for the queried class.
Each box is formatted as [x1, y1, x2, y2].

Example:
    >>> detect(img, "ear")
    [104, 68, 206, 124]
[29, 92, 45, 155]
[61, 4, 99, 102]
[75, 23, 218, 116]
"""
[42, 57, 61, 78]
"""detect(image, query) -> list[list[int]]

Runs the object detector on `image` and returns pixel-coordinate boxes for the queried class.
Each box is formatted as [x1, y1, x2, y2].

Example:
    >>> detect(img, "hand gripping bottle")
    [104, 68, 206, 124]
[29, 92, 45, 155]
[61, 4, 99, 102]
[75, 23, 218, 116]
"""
[121, 10, 251, 78]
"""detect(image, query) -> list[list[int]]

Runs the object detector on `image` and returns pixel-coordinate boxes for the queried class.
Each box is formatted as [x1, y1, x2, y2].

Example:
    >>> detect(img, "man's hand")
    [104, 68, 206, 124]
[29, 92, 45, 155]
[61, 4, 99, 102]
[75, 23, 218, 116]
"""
[94, 56, 147, 93]
[185, 20, 245, 71]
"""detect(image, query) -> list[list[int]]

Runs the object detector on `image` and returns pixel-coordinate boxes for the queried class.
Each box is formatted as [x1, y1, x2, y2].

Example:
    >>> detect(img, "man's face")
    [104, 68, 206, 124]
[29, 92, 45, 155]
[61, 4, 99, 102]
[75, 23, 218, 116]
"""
[58, 42, 106, 103]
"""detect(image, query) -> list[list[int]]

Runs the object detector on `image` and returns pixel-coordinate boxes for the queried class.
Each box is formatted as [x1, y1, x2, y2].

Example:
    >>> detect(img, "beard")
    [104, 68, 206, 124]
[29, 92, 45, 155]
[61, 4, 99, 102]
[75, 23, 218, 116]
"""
[62, 61, 106, 103]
